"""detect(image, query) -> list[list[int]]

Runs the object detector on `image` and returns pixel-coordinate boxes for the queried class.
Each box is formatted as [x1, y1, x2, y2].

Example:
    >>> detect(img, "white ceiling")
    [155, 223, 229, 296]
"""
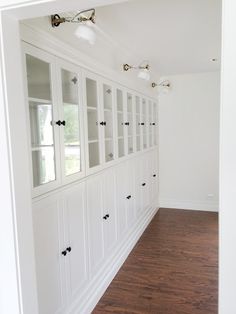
[23, 0, 222, 77]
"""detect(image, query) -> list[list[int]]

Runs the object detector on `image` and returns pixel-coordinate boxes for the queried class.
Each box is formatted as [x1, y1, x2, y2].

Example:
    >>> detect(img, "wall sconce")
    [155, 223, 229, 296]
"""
[51, 8, 96, 45]
[123, 61, 151, 81]
[152, 80, 171, 93]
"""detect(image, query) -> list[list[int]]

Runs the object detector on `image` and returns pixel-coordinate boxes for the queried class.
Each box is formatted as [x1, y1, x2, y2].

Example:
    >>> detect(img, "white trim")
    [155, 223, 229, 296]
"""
[159, 198, 219, 212]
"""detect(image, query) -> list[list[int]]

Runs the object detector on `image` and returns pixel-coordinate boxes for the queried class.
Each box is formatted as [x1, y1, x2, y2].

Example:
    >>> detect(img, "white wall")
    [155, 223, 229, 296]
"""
[159, 72, 220, 211]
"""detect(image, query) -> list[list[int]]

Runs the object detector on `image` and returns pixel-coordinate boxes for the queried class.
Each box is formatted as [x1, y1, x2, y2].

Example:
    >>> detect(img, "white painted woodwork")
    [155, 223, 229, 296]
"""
[33, 195, 65, 314]
[63, 183, 88, 302]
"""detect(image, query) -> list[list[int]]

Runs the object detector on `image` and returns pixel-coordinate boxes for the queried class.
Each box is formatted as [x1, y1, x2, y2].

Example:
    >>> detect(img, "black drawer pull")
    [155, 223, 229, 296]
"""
[66, 247, 72, 253]
[61, 250, 67, 256]
[142, 183, 146, 186]
[124, 122, 130, 126]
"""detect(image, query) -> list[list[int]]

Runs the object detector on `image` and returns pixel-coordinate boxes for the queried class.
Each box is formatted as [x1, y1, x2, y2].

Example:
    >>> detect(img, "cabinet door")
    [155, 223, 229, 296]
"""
[141, 153, 151, 210]
[149, 100, 153, 147]
[24, 46, 61, 195]
[102, 170, 117, 254]
[135, 95, 141, 152]
[150, 149, 159, 205]
[85, 74, 102, 170]
[127, 92, 135, 154]
[102, 82, 116, 163]
[86, 175, 104, 274]
[141, 98, 148, 149]
[153, 101, 158, 146]
[116, 163, 128, 237]
[125, 161, 136, 227]
[33, 196, 65, 314]
[116, 88, 126, 158]
[57, 61, 85, 183]
[63, 183, 88, 302]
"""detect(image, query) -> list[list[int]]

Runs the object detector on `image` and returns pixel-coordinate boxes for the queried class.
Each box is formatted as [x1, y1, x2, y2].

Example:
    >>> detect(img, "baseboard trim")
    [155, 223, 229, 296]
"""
[159, 198, 218, 212]
[68, 205, 159, 314]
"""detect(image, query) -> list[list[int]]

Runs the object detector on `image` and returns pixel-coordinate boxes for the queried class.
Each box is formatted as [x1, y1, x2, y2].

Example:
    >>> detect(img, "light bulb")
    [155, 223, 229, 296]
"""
[74, 21, 96, 45]
[138, 69, 150, 81]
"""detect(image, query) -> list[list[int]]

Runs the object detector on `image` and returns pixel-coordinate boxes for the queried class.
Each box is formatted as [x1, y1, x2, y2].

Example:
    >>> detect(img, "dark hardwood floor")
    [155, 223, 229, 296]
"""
[93, 208, 218, 314]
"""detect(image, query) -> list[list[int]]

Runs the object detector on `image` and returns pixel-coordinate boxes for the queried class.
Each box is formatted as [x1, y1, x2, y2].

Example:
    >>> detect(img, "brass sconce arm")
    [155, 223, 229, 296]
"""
[51, 8, 96, 28]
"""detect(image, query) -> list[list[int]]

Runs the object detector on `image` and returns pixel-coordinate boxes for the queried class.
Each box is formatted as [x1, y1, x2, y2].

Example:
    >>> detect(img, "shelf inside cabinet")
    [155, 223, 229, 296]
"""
[31, 145, 54, 151]
[29, 97, 51, 105]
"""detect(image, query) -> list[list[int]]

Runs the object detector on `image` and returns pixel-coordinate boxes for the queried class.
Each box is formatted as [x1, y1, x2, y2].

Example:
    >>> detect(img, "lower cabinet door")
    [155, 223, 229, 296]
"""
[86, 174, 104, 275]
[102, 169, 117, 254]
[63, 182, 88, 302]
[141, 153, 150, 210]
[33, 195, 66, 314]
[126, 161, 136, 228]
[135, 157, 143, 217]
[116, 162, 128, 237]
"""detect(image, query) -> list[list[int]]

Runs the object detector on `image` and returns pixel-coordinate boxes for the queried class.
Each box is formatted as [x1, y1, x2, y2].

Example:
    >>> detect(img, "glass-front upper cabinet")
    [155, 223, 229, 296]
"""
[153, 101, 158, 146]
[85, 76, 101, 169]
[102, 83, 115, 162]
[25, 50, 59, 192]
[148, 100, 153, 147]
[142, 98, 148, 149]
[135, 95, 141, 152]
[58, 62, 83, 182]
[24, 44, 84, 195]
[116, 88, 126, 158]
[127, 93, 134, 154]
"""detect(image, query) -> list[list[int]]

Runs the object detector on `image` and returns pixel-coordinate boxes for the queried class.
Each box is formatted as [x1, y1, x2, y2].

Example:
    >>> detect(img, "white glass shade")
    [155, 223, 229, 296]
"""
[138, 69, 150, 81]
[74, 22, 96, 45]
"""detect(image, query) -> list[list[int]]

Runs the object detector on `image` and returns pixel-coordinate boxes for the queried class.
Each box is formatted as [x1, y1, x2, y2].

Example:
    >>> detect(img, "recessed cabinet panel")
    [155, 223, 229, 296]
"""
[63, 183, 88, 299]
[86, 175, 104, 274]
[33, 196, 65, 314]
[116, 163, 128, 237]
[102, 170, 117, 253]
[61, 69, 81, 177]
[26, 53, 57, 189]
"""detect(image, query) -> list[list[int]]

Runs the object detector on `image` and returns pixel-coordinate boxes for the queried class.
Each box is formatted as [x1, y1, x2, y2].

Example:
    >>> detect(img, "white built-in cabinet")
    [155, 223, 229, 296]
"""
[23, 42, 159, 314]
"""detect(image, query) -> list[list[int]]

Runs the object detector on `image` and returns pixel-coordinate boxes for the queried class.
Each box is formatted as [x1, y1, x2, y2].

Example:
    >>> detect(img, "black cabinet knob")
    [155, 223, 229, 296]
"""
[152, 123, 156, 126]
[61, 250, 67, 256]
[61, 120, 66, 126]
[103, 215, 107, 220]
[124, 122, 130, 126]
[56, 120, 61, 126]
[126, 195, 131, 200]
[142, 183, 146, 186]
[106, 214, 110, 218]
[100, 121, 104, 126]
[100, 121, 106, 126]
[66, 247, 72, 253]
[153, 174, 157, 177]
[141, 122, 145, 126]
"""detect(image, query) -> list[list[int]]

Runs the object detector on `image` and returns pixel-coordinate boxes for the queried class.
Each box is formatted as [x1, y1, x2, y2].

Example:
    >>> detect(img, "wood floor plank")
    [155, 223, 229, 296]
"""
[93, 208, 218, 314]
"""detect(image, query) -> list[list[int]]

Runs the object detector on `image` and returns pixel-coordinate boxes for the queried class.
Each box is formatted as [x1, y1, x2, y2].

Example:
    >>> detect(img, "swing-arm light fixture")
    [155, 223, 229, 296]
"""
[151, 80, 171, 88]
[51, 8, 96, 28]
[123, 61, 151, 81]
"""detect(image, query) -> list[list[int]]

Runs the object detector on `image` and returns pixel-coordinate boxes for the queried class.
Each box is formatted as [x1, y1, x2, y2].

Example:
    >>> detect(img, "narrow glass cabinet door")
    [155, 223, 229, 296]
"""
[135, 96, 141, 152]
[103, 83, 114, 162]
[86, 77, 101, 168]
[60, 68, 82, 179]
[142, 98, 148, 149]
[149, 100, 153, 147]
[26, 53, 57, 189]
[127, 93, 134, 154]
[116, 89, 125, 158]
[153, 101, 158, 146]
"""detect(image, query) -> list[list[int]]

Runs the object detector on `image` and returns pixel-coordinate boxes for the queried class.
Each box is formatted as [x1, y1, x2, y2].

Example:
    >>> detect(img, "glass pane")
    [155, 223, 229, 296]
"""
[127, 93, 132, 112]
[103, 84, 112, 109]
[142, 99, 147, 149]
[61, 69, 81, 177]
[149, 100, 153, 147]
[118, 113, 124, 137]
[86, 78, 98, 108]
[89, 142, 99, 167]
[26, 54, 51, 100]
[105, 111, 113, 139]
[87, 109, 98, 141]
[117, 89, 123, 111]
[29, 102, 53, 147]
[153, 102, 158, 145]
[105, 140, 114, 162]
[62, 69, 78, 104]
[118, 138, 125, 158]
[32, 148, 55, 187]
[135, 96, 140, 113]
